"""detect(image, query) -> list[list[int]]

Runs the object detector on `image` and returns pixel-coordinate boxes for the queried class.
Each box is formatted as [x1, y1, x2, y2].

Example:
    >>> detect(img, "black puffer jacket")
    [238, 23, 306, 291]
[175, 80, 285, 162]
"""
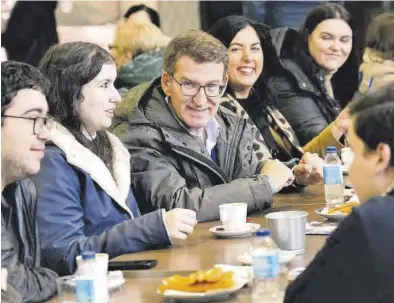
[262, 27, 359, 145]
[1, 179, 57, 303]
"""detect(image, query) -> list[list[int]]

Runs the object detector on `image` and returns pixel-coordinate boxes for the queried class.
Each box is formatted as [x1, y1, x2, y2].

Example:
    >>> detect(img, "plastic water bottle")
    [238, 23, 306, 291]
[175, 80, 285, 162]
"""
[251, 229, 283, 302]
[324, 146, 344, 208]
[75, 251, 109, 303]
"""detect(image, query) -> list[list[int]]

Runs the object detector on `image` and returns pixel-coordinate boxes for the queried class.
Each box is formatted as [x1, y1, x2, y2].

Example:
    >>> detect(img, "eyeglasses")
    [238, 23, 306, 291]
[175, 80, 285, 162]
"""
[1, 115, 55, 135]
[170, 75, 226, 97]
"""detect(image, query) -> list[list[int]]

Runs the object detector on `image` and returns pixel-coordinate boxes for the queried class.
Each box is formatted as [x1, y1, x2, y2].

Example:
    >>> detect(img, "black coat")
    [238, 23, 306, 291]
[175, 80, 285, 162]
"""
[1, 1, 58, 67]
[1, 179, 58, 303]
[261, 27, 359, 145]
[284, 189, 394, 303]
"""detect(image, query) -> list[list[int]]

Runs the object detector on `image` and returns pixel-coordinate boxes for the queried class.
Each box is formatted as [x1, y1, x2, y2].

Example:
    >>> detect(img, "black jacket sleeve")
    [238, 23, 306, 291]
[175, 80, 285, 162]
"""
[1, 218, 58, 303]
[267, 75, 329, 145]
[284, 209, 390, 303]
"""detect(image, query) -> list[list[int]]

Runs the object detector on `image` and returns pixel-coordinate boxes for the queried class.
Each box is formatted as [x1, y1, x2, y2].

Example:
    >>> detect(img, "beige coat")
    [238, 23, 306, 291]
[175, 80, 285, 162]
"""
[359, 48, 394, 94]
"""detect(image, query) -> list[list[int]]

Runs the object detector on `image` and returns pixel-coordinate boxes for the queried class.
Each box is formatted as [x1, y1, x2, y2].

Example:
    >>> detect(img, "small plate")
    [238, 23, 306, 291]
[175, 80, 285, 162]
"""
[209, 223, 260, 238]
[344, 188, 354, 198]
[287, 267, 306, 281]
[65, 271, 125, 291]
[315, 207, 347, 221]
[342, 165, 349, 175]
[237, 250, 296, 266]
[158, 277, 247, 302]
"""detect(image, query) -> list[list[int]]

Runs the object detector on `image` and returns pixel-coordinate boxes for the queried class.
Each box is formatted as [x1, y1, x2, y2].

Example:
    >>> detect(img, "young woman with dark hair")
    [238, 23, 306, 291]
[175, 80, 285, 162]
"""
[262, 2, 360, 145]
[31, 42, 197, 275]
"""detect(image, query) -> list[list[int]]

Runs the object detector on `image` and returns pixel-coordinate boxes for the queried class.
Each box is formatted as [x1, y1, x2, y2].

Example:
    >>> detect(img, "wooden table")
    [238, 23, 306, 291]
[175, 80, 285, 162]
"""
[109, 184, 328, 302]
[54, 183, 331, 302]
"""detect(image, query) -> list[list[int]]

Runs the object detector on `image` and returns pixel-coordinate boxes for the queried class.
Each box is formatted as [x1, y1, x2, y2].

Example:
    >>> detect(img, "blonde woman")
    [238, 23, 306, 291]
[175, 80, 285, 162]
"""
[112, 22, 170, 92]
[359, 13, 394, 94]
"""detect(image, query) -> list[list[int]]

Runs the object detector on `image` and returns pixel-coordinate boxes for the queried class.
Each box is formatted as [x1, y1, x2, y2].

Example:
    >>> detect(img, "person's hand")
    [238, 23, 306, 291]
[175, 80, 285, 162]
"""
[163, 208, 197, 241]
[332, 107, 351, 140]
[294, 153, 324, 185]
[260, 159, 295, 193]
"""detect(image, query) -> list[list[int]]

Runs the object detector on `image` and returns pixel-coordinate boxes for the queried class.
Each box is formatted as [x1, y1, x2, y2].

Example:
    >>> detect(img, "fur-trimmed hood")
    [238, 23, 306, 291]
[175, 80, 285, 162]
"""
[49, 123, 133, 217]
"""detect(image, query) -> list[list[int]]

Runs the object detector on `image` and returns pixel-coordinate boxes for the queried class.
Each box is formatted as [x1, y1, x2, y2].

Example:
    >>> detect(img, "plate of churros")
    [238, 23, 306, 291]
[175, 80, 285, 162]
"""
[157, 267, 247, 302]
[315, 200, 360, 221]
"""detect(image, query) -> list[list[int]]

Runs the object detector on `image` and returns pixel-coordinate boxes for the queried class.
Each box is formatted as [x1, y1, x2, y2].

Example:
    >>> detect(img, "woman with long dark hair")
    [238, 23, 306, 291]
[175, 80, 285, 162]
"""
[32, 42, 197, 275]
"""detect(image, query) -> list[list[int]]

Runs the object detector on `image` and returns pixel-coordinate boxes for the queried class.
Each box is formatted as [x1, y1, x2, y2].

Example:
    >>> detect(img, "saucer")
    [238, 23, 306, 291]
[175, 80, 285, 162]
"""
[287, 267, 306, 281]
[64, 271, 125, 292]
[342, 165, 349, 175]
[315, 207, 347, 221]
[209, 223, 260, 238]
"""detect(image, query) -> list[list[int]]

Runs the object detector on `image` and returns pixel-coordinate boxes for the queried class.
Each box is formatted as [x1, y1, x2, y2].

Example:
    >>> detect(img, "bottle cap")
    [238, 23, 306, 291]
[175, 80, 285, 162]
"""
[256, 229, 271, 237]
[81, 251, 96, 261]
[326, 146, 337, 154]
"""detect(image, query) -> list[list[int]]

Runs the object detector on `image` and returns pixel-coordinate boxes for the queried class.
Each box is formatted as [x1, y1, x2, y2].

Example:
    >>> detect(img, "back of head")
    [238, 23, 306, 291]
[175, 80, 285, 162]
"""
[113, 22, 170, 65]
[300, 2, 351, 36]
[163, 29, 229, 76]
[38, 42, 113, 130]
[349, 85, 394, 165]
[1, 61, 49, 116]
[365, 13, 394, 61]
[123, 4, 161, 28]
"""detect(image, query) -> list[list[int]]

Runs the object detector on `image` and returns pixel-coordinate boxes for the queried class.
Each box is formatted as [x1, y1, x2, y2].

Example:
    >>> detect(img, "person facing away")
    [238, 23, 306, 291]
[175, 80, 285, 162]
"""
[123, 4, 161, 28]
[358, 12, 394, 95]
[112, 22, 170, 94]
[284, 85, 394, 303]
[262, 2, 359, 145]
[111, 29, 300, 222]
[1, 1, 59, 67]
[31, 42, 197, 276]
[208, 15, 351, 161]
[1, 61, 58, 302]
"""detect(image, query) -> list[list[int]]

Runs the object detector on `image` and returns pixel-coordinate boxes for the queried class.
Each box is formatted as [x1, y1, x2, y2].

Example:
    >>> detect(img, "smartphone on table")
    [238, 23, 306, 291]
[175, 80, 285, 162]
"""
[108, 260, 157, 271]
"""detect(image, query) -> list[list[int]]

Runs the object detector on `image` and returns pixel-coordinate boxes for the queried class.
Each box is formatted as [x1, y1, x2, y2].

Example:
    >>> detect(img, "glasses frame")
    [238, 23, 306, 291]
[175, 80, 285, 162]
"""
[1, 115, 54, 135]
[170, 74, 226, 98]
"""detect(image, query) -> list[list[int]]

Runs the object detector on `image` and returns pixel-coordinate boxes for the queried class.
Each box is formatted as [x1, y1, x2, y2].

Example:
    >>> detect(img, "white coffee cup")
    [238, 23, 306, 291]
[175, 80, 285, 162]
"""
[341, 147, 354, 169]
[219, 203, 247, 231]
[76, 253, 108, 275]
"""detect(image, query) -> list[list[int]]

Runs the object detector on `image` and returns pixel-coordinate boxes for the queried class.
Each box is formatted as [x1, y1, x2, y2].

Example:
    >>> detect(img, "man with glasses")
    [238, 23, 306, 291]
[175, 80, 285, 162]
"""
[112, 30, 295, 222]
[1, 61, 57, 302]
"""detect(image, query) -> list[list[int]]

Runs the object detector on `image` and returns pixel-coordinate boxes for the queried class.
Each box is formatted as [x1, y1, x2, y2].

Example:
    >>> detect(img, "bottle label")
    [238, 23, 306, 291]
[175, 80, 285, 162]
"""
[323, 165, 343, 185]
[76, 278, 95, 302]
[252, 253, 279, 279]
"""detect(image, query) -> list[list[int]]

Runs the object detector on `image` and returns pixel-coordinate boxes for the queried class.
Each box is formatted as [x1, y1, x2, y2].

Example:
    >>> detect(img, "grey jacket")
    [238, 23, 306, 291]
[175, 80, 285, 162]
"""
[1, 179, 57, 303]
[111, 78, 274, 222]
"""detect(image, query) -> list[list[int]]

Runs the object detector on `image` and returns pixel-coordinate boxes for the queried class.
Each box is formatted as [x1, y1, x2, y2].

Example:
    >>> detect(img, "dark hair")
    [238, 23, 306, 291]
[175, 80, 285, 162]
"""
[300, 3, 359, 107]
[349, 85, 394, 166]
[1, 60, 49, 117]
[38, 42, 115, 173]
[365, 12, 394, 61]
[300, 3, 350, 35]
[123, 4, 160, 28]
[208, 15, 278, 97]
